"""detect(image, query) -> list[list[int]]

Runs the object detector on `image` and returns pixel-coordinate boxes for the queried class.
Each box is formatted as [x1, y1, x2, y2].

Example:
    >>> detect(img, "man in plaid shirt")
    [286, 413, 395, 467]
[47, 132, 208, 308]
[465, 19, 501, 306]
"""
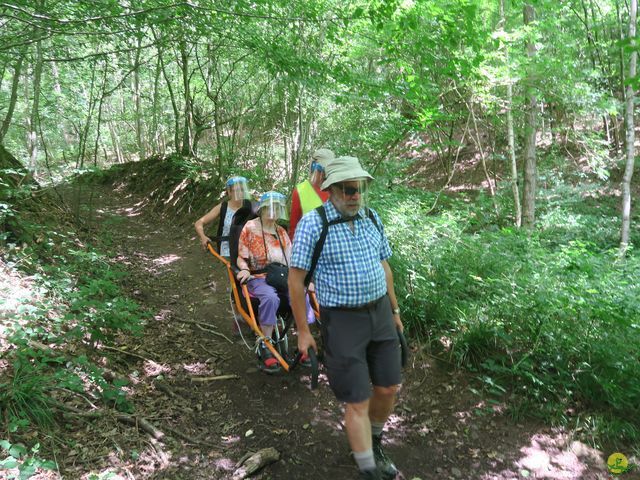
[289, 156, 403, 480]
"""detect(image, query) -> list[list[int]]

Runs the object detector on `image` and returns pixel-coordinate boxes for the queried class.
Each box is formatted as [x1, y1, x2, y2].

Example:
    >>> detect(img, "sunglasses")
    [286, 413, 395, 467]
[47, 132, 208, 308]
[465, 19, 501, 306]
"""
[336, 183, 367, 196]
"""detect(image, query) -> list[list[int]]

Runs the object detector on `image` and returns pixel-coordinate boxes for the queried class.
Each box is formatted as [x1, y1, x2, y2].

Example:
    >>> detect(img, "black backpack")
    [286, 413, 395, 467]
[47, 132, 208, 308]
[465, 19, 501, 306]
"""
[226, 201, 258, 268]
[214, 199, 253, 255]
[303, 205, 382, 287]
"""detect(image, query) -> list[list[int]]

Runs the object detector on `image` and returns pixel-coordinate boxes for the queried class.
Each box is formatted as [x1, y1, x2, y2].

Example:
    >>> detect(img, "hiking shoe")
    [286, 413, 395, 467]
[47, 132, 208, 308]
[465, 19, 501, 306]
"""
[257, 340, 281, 374]
[299, 352, 312, 368]
[372, 435, 398, 479]
[359, 468, 383, 479]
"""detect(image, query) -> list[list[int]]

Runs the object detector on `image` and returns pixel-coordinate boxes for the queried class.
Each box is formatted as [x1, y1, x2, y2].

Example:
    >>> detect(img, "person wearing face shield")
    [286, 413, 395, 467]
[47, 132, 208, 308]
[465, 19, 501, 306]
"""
[236, 192, 315, 373]
[288, 157, 403, 480]
[194, 176, 252, 259]
[288, 148, 335, 239]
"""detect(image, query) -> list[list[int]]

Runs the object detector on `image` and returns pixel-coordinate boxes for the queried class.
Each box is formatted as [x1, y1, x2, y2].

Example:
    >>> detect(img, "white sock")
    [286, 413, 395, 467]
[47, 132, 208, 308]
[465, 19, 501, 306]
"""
[371, 421, 385, 438]
[261, 324, 274, 339]
[353, 449, 376, 471]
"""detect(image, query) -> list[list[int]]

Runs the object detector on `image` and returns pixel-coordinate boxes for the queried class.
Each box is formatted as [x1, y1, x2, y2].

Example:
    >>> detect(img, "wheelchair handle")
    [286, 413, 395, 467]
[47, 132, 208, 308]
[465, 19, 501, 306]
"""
[291, 347, 319, 390]
[398, 329, 408, 368]
[308, 347, 319, 389]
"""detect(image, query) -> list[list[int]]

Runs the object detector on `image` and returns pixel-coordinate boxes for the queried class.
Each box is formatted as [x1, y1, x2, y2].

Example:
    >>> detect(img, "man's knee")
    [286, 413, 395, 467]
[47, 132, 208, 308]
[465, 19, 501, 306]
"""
[372, 384, 401, 398]
[346, 399, 370, 417]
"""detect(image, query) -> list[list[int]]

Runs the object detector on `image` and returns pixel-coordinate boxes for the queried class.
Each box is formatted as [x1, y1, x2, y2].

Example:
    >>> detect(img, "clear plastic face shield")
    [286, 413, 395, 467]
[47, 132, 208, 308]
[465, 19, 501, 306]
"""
[309, 161, 325, 187]
[226, 177, 250, 202]
[259, 193, 289, 221]
[329, 178, 369, 218]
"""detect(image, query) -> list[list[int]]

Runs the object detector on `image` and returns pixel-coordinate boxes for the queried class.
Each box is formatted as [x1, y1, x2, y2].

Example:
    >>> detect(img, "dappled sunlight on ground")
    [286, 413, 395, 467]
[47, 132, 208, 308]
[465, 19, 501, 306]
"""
[221, 435, 241, 446]
[476, 430, 609, 480]
[214, 456, 237, 473]
[154, 308, 172, 322]
[0, 258, 38, 320]
[152, 254, 182, 267]
[182, 361, 213, 376]
[165, 179, 190, 206]
[116, 251, 183, 276]
[310, 399, 344, 433]
[142, 359, 172, 377]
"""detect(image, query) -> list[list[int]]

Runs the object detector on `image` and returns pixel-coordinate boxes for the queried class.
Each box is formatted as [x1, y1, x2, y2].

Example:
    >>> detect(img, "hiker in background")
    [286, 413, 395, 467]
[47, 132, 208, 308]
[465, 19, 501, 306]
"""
[236, 192, 315, 373]
[288, 148, 335, 240]
[288, 156, 403, 480]
[194, 176, 252, 259]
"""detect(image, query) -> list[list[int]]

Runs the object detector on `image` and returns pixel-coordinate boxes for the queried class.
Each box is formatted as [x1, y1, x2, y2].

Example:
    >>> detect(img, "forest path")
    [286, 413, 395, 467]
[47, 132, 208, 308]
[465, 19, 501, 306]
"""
[64, 184, 617, 480]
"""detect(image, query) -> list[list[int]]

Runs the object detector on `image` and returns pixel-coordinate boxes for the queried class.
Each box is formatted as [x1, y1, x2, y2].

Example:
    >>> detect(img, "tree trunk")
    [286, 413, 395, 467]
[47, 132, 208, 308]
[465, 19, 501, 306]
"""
[522, 3, 538, 229]
[27, 38, 43, 174]
[108, 109, 124, 164]
[77, 60, 98, 169]
[93, 60, 108, 166]
[51, 61, 72, 148]
[621, 0, 637, 249]
[615, 0, 627, 153]
[132, 37, 146, 160]
[291, 86, 304, 187]
[500, 0, 522, 227]
[0, 57, 24, 143]
[151, 53, 162, 155]
[152, 28, 181, 153]
[179, 41, 193, 157]
[469, 101, 498, 214]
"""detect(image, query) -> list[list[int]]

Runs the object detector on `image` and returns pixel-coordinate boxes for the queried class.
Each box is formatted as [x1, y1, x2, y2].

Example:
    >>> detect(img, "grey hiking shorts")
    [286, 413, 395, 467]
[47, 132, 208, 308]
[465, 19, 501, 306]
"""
[319, 294, 402, 403]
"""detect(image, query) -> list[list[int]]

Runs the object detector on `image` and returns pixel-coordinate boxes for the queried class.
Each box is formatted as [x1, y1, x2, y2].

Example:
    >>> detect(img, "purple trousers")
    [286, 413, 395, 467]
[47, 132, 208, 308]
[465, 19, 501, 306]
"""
[246, 277, 315, 326]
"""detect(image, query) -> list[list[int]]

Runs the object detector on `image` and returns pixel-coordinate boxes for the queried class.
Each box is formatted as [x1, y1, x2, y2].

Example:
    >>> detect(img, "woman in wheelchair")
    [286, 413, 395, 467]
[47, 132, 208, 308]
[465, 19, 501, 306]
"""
[236, 191, 315, 373]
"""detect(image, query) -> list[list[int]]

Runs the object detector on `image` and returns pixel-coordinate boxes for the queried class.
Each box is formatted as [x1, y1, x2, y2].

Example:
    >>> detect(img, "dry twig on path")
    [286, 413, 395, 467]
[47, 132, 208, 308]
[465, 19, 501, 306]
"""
[101, 344, 158, 363]
[232, 447, 280, 480]
[190, 374, 239, 382]
[175, 318, 235, 344]
[153, 379, 180, 399]
[53, 401, 165, 440]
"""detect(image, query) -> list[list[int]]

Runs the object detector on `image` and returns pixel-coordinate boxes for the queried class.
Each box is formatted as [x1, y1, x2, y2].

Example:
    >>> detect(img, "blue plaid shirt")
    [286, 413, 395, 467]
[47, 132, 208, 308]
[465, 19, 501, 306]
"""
[291, 200, 392, 308]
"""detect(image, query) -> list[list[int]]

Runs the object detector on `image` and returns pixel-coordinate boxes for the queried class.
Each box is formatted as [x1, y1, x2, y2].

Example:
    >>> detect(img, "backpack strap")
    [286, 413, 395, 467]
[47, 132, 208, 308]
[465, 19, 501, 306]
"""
[213, 200, 253, 251]
[304, 206, 329, 287]
[214, 201, 229, 252]
[228, 201, 258, 268]
[366, 207, 382, 234]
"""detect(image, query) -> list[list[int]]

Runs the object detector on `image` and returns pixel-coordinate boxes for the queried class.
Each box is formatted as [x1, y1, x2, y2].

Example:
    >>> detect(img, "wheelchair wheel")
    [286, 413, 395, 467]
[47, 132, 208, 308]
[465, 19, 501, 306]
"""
[272, 315, 289, 358]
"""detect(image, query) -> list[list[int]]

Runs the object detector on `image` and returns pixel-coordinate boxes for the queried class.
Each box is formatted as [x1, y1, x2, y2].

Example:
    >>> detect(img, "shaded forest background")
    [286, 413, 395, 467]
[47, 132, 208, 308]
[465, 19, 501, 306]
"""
[1, 0, 640, 477]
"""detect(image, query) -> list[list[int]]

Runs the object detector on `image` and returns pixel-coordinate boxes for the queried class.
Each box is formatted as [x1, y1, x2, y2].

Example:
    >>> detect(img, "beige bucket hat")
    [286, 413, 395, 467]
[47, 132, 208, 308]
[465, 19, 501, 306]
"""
[311, 148, 335, 169]
[321, 156, 374, 190]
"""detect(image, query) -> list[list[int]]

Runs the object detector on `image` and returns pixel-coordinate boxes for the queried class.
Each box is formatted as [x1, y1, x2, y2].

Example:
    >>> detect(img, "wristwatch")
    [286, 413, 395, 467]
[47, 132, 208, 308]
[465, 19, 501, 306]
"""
[391, 307, 401, 315]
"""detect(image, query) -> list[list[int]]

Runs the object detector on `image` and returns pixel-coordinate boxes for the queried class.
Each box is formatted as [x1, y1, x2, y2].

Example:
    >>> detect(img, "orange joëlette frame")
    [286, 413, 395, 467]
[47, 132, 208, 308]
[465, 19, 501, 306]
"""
[206, 242, 297, 371]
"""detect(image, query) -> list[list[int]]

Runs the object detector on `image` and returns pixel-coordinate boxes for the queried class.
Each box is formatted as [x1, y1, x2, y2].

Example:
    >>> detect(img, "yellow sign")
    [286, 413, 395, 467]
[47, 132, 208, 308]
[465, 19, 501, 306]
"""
[607, 453, 629, 475]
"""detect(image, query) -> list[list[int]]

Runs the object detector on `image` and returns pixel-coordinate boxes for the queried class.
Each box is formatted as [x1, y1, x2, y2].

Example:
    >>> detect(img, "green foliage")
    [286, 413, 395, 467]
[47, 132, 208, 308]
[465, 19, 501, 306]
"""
[0, 440, 56, 480]
[1, 226, 146, 433]
[0, 360, 54, 433]
[372, 181, 640, 447]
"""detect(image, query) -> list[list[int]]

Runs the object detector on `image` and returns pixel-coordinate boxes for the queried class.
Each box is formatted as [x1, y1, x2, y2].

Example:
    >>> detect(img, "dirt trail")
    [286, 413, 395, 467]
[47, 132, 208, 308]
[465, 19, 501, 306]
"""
[63, 186, 622, 480]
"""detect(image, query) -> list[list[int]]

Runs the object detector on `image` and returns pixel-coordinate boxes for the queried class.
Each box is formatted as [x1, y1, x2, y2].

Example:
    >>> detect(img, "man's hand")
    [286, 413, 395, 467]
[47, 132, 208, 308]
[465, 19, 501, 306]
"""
[289, 267, 317, 355]
[236, 269, 250, 283]
[297, 329, 317, 357]
[393, 312, 403, 332]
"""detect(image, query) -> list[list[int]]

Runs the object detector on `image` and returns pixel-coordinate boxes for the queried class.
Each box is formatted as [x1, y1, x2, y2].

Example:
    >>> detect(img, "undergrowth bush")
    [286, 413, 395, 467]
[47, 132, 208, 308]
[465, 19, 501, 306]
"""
[372, 183, 640, 448]
[1, 231, 145, 448]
